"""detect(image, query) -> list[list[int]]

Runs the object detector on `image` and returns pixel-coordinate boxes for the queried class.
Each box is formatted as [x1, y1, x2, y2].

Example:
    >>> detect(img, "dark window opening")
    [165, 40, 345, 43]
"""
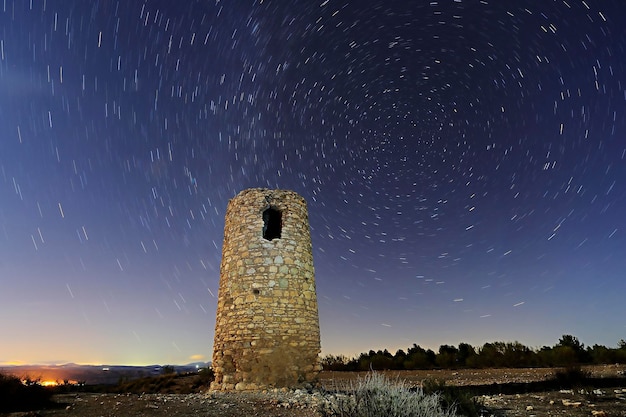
[252, 289, 260, 295]
[262, 207, 282, 240]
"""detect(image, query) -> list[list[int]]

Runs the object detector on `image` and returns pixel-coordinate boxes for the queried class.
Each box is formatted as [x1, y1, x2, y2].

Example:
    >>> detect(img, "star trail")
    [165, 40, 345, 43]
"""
[0, 0, 625, 365]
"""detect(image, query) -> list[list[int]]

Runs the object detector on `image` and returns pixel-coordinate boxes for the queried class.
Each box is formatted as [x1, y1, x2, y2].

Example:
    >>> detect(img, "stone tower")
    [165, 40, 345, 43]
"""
[210, 188, 321, 391]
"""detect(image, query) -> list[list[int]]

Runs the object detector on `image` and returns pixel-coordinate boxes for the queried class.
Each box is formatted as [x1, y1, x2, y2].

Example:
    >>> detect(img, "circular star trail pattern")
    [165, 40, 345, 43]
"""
[0, 1, 624, 364]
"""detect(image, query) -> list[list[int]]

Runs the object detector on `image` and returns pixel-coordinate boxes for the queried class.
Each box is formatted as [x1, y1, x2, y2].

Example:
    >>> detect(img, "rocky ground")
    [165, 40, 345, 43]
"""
[6, 365, 626, 417]
[27, 391, 322, 417]
[477, 387, 626, 417]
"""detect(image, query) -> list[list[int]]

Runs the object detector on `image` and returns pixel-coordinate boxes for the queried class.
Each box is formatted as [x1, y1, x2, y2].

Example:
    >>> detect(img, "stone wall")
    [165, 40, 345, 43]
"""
[210, 188, 321, 391]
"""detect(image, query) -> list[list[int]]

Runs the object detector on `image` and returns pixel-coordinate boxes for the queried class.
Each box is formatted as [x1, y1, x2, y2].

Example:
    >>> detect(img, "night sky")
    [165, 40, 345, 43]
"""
[1, 0, 625, 366]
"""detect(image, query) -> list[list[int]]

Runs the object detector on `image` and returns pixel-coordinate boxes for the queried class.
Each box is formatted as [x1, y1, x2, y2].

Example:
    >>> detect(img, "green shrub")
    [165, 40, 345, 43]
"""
[319, 372, 458, 417]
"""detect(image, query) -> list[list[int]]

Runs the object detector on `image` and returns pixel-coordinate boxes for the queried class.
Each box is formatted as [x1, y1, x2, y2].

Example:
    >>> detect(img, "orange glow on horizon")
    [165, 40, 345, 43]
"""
[24, 380, 80, 387]
[1, 360, 27, 366]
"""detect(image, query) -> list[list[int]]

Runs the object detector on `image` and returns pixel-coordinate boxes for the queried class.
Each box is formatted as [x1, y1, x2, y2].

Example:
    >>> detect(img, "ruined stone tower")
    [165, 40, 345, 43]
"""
[210, 188, 321, 391]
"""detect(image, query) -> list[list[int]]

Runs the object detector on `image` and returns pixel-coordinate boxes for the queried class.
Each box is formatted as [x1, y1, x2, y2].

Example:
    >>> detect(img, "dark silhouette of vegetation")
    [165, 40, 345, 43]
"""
[161, 364, 176, 375]
[321, 335, 626, 371]
[553, 365, 591, 388]
[0, 372, 56, 413]
[422, 378, 484, 417]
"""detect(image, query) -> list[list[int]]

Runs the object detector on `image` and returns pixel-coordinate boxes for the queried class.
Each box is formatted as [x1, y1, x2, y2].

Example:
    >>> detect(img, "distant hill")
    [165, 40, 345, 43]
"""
[0, 363, 210, 385]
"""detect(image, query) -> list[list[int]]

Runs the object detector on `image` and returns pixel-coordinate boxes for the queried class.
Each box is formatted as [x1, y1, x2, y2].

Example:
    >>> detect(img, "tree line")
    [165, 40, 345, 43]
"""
[322, 335, 626, 371]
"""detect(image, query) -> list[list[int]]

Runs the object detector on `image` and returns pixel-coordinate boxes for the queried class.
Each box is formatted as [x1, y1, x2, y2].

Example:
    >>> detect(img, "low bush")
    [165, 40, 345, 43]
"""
[422, 378, 484, 417]
[192, 366, 214, 389]
[0, 372, 55, 412]
[319, 372, 459, 417]
[553, 365, 590, 388]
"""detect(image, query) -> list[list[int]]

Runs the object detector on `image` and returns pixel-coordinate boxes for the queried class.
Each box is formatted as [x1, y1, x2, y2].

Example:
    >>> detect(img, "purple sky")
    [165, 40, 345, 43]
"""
[1, 0, 625, 365]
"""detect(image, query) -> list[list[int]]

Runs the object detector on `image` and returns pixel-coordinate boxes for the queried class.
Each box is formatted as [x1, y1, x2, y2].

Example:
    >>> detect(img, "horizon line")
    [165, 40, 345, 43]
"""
[0, 361, 211, 368]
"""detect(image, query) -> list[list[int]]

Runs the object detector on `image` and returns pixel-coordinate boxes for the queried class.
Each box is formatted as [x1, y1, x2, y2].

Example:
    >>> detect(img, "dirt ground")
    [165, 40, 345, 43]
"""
[318, 367, 564, 388]
[318, 365, 626, 416]
[26, 392, 321, 417]
[6, 365, 626, 417]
